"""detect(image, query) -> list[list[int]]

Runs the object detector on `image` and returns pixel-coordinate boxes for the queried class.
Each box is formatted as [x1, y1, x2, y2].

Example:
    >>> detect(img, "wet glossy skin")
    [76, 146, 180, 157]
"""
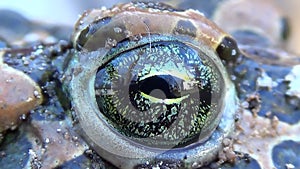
[0, 1, 300, 169]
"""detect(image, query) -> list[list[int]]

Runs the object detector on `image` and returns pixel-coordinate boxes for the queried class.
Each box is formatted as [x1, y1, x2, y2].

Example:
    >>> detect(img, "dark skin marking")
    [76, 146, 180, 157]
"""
[173, 20, 197, 38]
[216, 36, 239, 62]
[76, 17, 112, 50]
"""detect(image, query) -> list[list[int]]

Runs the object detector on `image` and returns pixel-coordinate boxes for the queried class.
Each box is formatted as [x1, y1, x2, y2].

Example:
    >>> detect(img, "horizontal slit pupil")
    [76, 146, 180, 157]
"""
[93, 37, 222, 148]
[138, 75, 181, 99]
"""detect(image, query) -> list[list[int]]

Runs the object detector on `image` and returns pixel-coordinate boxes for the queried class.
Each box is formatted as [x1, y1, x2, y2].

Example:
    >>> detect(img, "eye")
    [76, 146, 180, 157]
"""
[64, 2, 238, 168]
[94, 39, 224, 148]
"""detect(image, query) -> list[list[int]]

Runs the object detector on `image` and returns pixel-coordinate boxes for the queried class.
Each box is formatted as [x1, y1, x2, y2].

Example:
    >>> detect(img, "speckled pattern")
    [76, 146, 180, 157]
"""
[0, 1, 299, 169]
[94, 40, 222, 146]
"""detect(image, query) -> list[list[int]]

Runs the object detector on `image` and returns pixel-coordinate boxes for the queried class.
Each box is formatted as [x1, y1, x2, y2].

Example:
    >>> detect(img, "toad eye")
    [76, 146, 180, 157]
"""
[94, 39, 223, 147]
[64, 2, 238, 168]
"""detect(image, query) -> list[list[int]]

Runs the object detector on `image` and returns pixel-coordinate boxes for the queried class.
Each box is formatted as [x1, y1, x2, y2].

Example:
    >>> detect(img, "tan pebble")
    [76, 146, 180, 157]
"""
[222, 138, 231, 146]
[0, 54, 43, 132]
[271, 116, 279, 129]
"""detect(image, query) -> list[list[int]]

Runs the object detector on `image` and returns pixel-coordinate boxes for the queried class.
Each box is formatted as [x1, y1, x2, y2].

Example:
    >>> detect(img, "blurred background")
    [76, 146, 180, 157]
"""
[0, 0, 299, 54]
[0, 0, 170, 26]
[0, 0, 126, 26]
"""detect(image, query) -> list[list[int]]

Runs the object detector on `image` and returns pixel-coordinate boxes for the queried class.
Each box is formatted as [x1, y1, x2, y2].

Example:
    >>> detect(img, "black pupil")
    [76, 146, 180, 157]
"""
[129, 75, 182, 111]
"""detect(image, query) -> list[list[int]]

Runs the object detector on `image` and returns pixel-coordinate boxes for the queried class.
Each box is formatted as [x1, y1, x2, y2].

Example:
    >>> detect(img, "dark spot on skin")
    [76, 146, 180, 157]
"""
[280, 18, 290, 40]
[89, 17, 112, 35]
[173, 20, 197, 38]
[216, 36, 239, 62]
[76, 17, 112, 50]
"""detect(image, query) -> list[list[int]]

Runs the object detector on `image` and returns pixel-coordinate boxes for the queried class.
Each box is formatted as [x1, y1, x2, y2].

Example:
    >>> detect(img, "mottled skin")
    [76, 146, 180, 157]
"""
[0, 1, 299, 169]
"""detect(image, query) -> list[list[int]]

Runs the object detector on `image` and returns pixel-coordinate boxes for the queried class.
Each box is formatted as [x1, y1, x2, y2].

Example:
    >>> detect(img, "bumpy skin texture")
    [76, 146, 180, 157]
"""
[0, 1, 300, 169]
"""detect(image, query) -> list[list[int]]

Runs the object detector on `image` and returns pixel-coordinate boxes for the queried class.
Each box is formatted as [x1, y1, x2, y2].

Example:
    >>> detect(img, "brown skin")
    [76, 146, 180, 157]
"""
[73, 3, 230, 52]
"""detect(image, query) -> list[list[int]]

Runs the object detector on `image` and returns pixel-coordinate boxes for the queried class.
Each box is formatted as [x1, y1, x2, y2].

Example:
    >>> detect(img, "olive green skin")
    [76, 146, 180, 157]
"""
[0, 1, 299, 169]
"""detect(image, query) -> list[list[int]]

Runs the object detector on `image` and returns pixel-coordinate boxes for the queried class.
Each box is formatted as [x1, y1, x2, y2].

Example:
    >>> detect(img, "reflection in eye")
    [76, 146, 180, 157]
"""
[94, 39, 224, 148]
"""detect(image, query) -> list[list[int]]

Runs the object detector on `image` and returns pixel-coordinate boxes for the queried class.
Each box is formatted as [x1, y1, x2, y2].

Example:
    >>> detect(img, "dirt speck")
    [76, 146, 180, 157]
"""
[246, 93, 261, 116]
